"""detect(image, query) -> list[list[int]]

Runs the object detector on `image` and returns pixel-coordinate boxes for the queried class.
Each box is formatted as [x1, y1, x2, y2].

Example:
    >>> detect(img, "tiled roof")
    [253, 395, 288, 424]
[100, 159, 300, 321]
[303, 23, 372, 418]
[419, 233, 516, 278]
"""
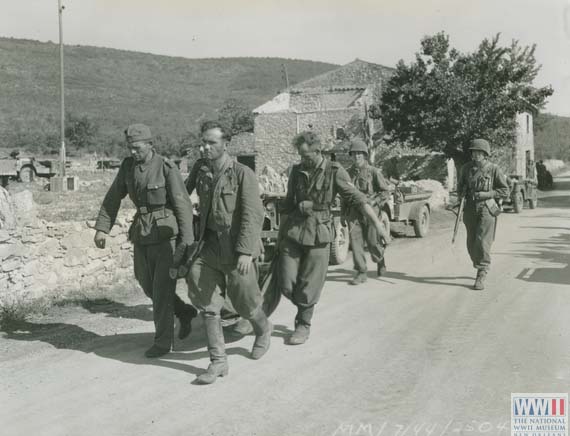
[289, 59, 395, 91]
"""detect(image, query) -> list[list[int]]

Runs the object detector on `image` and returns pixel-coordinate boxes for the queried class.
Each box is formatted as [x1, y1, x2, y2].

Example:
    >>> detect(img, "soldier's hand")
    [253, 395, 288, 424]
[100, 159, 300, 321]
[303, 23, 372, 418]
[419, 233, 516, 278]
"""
[173, 242, 188, 268]
[94, 230, 107, 249]
[236, 254, 253, 275]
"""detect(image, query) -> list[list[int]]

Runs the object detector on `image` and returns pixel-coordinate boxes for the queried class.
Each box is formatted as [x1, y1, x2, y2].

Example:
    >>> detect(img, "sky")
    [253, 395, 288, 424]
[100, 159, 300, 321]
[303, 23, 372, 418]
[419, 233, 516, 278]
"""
[2, 0, 570, 116]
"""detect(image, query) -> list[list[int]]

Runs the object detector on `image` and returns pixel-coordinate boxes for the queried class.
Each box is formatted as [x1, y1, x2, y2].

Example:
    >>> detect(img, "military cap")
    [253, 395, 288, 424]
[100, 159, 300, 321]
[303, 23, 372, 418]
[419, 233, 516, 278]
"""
[349, 138, 369, 155]
[125, 124, 152, 143]
[469, 138, 490, 156]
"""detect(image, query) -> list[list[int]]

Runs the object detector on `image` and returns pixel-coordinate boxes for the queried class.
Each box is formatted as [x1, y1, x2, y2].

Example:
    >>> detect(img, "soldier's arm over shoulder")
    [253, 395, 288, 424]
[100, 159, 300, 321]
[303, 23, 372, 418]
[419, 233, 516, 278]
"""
[94, 157, 130, 234]
[492, 164, 509, 199]
[374, 167, 391, 192]
[164, 160, 194, 244]
[280, 164, 298, 215]
[185, 158, 204, 195]
[235, 165, 264, 256]
[334, 164, 367, 208]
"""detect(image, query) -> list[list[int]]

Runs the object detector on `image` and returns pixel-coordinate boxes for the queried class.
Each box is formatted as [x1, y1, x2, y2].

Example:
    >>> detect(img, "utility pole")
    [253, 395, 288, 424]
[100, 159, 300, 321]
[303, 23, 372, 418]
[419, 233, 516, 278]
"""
[281, 63, 290, 89]
[58, 0, 66, 177]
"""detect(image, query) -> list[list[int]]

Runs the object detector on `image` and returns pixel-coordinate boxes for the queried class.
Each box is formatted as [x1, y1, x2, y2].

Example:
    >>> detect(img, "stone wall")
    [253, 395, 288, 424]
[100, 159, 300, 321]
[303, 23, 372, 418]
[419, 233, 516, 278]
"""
[0, 187, 135, 306]
[253, 108, 361, 175]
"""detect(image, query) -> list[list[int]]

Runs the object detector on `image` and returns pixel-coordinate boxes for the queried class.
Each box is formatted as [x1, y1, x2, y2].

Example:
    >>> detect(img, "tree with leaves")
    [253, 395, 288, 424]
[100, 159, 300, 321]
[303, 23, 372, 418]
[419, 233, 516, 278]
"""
[65, 113, 100, 150]
[380, 32, 553, 167]
[217, 98, 254, 135]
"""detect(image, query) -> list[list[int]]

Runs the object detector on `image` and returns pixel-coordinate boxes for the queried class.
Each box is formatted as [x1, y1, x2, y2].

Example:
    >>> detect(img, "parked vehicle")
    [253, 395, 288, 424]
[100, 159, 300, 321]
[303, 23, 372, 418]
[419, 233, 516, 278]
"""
[502, 176, 539, 213]
[0, 152, 64, 185]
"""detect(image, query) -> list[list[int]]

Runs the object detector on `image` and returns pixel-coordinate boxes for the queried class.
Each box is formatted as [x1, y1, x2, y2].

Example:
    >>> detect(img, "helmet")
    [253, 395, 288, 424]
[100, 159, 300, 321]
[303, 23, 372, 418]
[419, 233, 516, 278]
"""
[469, 138, 490, 156]
[349, 138, 369, 155]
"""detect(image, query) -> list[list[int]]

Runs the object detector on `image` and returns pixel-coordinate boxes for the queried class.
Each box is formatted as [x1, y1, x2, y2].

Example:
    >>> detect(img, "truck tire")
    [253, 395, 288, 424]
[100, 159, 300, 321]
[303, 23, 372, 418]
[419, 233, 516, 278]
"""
[379, 210, 390, 237]
[329, 223, 349, 265]
[18, 166, 35, 183]
[413, 205, 430, 237]
[513, 191, 524, 213]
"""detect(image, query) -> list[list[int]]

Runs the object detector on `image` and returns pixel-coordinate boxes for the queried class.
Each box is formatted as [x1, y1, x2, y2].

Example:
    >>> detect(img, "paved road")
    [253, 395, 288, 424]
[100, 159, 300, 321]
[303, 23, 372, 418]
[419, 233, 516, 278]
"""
[1, 172, 569, 436]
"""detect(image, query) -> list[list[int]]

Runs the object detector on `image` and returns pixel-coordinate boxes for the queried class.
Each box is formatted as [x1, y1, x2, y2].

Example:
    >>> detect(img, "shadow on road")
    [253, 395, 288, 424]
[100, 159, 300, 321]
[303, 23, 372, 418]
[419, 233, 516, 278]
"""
[327, 268, 474, 289]
[1, 314, 259, 376]
[80, 298, 154, 322]
[505, 232, 570, 286]
[536, 195, 570, 209]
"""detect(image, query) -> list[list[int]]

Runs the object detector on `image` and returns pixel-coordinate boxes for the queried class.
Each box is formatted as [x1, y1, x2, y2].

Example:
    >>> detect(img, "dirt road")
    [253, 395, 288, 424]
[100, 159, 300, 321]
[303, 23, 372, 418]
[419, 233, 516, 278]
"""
[2, 172, 569, 436]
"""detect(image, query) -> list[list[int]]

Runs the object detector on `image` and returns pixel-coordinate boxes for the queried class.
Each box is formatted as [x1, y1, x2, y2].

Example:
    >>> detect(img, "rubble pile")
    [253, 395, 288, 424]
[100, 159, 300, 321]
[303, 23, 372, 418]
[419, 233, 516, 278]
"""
[258, 166, 288, 195]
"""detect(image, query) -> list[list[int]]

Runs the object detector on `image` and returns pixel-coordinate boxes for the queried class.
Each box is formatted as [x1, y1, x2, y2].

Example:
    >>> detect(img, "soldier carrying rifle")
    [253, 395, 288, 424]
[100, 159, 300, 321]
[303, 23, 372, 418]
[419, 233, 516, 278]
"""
[455, 139, 509, 290]
[341, 138, 392, 285]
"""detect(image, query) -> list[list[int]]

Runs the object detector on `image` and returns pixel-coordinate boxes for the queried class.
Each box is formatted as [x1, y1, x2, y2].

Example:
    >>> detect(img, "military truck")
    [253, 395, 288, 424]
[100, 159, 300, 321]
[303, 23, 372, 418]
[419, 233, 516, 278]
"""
[502, 176, 538, 213]
[0, 152, 61, 185]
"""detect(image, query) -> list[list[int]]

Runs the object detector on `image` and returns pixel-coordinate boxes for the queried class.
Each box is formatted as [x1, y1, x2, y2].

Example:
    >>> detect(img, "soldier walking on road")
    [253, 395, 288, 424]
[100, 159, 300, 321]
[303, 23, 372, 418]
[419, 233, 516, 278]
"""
[277, 131, 389, 345]
[93, 124, 198, 358]
[184, 121, 272, 385]
[457, 138, 509, 290]
[342, 139, 391, 285]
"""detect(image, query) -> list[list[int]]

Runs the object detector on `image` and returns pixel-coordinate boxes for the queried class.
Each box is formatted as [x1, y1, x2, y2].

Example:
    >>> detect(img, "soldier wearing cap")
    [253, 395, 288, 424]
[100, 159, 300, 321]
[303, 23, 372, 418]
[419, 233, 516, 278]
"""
[277, 131, 388, 345]
[457, 138, 509, 290]
[184, 120, 272, 385]
[342, 138, 391, 285]
[94, 124, 198, 358]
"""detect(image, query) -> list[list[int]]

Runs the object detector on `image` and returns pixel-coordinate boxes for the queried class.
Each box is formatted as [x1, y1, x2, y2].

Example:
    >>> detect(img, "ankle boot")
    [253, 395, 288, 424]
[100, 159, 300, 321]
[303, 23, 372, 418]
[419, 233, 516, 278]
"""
[377, 258, 387, 277]
[248, 307, 273, 360]
[195, 313, 229, 385]
[289, 307, 313, 345]
[473, 269, 487, 291]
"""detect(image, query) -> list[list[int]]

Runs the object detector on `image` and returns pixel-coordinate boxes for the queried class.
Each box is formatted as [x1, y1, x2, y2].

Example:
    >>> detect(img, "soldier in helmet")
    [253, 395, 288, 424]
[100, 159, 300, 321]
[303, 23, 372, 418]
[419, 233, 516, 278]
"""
[342, 138, 391, 285]
[277, 131, 388, 345]
[457, 138, 509, 290]
[94, 124, 198, 358]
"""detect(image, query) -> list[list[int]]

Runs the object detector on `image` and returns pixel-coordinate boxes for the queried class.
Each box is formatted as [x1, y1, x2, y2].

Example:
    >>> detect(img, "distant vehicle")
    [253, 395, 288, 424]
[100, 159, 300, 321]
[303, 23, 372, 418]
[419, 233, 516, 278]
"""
[502, 175, 538, 213]
[0, 152, 66, 185]
[96, 159, 122, 170]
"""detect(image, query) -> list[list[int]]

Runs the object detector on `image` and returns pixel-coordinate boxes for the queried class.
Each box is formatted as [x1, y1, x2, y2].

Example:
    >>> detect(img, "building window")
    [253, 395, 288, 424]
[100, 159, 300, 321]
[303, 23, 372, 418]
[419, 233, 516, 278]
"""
[526, 114, 530, 134]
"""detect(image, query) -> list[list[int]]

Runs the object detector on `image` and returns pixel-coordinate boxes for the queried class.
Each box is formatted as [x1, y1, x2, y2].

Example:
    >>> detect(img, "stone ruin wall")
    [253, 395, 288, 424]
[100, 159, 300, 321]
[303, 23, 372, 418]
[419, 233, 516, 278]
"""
[0, 188, 136, 307]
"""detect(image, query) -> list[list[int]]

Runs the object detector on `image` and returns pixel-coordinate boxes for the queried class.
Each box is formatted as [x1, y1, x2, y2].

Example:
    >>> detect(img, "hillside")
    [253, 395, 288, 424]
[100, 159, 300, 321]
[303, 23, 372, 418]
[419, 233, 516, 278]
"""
[534, 113, 570, 162]
[0, 37, 337, 154]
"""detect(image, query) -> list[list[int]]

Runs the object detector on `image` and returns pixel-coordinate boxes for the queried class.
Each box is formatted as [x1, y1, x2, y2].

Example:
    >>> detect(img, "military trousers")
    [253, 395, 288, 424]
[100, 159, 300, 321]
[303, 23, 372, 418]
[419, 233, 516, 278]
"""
[185, 231, 263, 318]
[348, 218, 385, 273]
[133, 240, 191, 349]
[277, 237, 329, 326]
[462, 205, 495, 271]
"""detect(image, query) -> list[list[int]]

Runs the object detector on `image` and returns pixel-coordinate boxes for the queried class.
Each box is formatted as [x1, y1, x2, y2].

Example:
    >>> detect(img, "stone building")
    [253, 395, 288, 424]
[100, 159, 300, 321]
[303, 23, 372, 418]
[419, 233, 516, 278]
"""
[230, 59, 395, 174]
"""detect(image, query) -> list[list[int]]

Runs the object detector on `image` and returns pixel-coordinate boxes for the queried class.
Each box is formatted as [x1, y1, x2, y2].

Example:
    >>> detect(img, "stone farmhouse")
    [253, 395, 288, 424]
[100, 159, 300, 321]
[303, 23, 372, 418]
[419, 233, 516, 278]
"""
[230, 59, 395, 174]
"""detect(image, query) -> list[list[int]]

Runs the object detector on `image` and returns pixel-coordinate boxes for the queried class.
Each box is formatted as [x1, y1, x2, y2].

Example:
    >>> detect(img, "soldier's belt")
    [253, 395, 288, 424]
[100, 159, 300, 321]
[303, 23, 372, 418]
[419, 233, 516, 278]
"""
[137, 205, 166, 214]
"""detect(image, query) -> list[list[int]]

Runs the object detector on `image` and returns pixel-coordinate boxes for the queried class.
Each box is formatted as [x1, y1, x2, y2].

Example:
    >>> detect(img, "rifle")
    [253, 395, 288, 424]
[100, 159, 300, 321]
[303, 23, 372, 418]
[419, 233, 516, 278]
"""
[451, 194, 465, 244]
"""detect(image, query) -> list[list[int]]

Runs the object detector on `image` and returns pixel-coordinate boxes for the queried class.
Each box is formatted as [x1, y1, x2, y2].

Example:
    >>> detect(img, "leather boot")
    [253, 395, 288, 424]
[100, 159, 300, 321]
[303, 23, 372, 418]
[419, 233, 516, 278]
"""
[232, 317, 254, 336]
[248, 307, 273, 360]
[473, 269, 487, 291]
[377, 258, 387, 277]
[349, 272, 367, 285]
[195, 313, 229, 384]
[288, 307, 313, 345]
